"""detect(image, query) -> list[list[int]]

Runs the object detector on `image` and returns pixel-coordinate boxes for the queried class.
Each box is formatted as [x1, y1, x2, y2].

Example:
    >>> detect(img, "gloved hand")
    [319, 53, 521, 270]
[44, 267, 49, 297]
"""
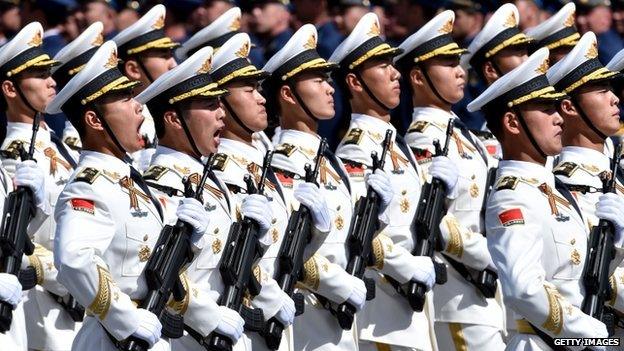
[131, 308, 162, 348]
[177, 198, 209, 250]
[214, 306, 245, 342]
[344, 275, 367, 312]
[294, 183, 331, 232]
[241, 194, 272, 232]
[14, 160, 50, 215]
[409, 256, 436, 290]
[595, 193, 624, 247]
[429, 156, 459, 199]
[366, 169, 394, 210]
[273, 290, 296, 327]
[0, 273, 22, 309]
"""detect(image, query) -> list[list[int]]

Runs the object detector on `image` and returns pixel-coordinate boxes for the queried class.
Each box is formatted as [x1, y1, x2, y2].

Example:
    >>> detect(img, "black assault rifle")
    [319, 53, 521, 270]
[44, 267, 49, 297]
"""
[263, 139, 327, 349]
[207, 151, 274, 351]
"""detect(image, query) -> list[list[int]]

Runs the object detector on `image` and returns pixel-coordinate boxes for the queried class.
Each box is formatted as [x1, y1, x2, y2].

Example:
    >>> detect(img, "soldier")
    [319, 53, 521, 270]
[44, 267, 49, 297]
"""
[330, 12, 460, 351]
[251, 0, 293, 63]
[112, 4, 179, 171]
[524, 2, 580, 64]
[0, 21, 81, 351]
[397, 10, 506, 350]
[468, 47, 618, 350]
[261, 24, 389, 350]
[48, 40, 210, 350]
[549, 32, 624, 341]
[137, 46, 272, 351]
[52, 21, 105, 152]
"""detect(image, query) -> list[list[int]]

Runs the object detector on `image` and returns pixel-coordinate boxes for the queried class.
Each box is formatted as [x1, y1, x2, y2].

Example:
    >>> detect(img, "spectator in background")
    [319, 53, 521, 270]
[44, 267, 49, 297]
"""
[116, 1, 142, 30]
[450, 0, 485, 48]
[514, 0, 541, 30]
[79, 0, 118, 39]
[252, 0, 292, 62]
[576, 0, 623, 63]
[293, 0, 343, 59]
[613, 0, 624, 38]
[35, 0, 80, 58]
[332, 0, 370, 36]
[0, 0, 21, 46]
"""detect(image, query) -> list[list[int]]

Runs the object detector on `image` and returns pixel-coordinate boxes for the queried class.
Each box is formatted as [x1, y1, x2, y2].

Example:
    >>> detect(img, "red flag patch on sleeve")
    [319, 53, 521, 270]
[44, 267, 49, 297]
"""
[344, 162, 364, 177]
[275, 171, 293, 188]
[413, 148, 433, 163]
[498, 208, 524, 226]
[486, 145, 498, 156]
[71, 198, 94, 215]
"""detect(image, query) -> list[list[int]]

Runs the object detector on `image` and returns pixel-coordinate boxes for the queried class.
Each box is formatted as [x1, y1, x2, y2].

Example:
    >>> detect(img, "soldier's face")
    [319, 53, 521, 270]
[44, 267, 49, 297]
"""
[292, 72, 335, 120]
[548, 47, 572, 65]
[140, 49, 177, 82]
[180, 98, 225, 155]
[16, 67, 57, 112]
[224, 80, 267, 132]
[358, 57, 401, 109]
[575, 82, 621, 137]
[493, 46, 528, 74]
[98, 91, 145, 153]
[517, 101, 564, 157]
[421, 56, 466, 104]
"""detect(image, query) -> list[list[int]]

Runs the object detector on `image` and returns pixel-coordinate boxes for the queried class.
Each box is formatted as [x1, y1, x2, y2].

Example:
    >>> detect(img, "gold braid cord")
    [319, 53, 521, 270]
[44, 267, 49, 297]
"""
[88, 265, 115, 320]
[302, 257, 320, 290]
[445, 216, 464, 258]
[542, 284, 564, 335]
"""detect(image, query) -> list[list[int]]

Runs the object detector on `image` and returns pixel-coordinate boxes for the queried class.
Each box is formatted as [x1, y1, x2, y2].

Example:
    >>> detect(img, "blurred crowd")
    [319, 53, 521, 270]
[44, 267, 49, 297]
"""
[1, 0, 623, 146]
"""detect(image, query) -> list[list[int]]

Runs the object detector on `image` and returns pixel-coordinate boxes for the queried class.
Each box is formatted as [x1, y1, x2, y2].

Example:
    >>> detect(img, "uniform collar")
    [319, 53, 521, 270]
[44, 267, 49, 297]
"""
[152, 145, 204, 176]
[274, 129, 321, 175]
[78, 150, 130, 178]
[498, 159, 554, 187]
[278, 129, 321, 154]
[412, 107, 457, 125]
[558, 146, 610, 174]
[218, 138, 264, 167]
[351, 113, 397, 143]
[7, 121, 52, 144]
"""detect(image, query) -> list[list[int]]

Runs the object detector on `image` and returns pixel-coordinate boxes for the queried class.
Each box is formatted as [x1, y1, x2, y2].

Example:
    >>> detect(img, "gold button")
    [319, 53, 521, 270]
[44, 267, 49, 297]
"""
[214, 228, 219, 234]
[212, 239, 222, 254]
[401, 190, 407, 195]
[471, 174, 476, 180]
[400, 198, 410, 213]
[143, 235, 148, 242]
[335, 215, 344, 230]
[570, 238, 576, 245]
[336, 205, 341, 211]
[570, 249, 581, 265]
[271, 218, 277, 224]
[272, 228, 279, 243]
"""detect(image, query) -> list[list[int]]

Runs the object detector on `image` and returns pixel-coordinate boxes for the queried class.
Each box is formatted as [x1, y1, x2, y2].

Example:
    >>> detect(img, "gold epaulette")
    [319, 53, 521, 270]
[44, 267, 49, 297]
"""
[274, 143, 296, 157]
[74, 167, 100, 184]
[212, 153, 229, 171]
[143, 165, 169, 181]
[495, 175, 519, 190]
[407, 120, 430, 133]
[0, 140, 24, 160]
[553, 162, 579, 177]
[343, 128, 363, 145]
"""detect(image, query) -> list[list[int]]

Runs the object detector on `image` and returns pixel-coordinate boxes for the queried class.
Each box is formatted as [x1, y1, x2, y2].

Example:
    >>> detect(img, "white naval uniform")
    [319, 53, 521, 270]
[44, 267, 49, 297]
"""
[272, 129, 359, 350]
[553, 146, 624, 342]
[335, 114, 437, 351]
[486, 160, 624, 350]
[404, 107, 505, 350]
[213, 138, 293, 351]
[143, 146, 251, 351]
[54, 151, 169, 351]
[0, 121, 79, 350]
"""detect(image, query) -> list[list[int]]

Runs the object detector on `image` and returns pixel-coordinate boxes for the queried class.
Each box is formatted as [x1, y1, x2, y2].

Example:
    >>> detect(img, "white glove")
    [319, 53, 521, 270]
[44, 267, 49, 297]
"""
[14, 160, 50, 215]
[344, 275, 367, 312]
[214, 306, 244, 342]
[241, 194, 272, 232]
[273, 290, 296, 327]
[366, 169, 394, 210]
[176, 198, 209, 250]
[409, 256, 436, 290]
[0, 274, 22, 309]
[130, 308, 162, 348]
[595, 193, 624, 247]
[429, 156, 459, 199]
[294, 182, 331, 232]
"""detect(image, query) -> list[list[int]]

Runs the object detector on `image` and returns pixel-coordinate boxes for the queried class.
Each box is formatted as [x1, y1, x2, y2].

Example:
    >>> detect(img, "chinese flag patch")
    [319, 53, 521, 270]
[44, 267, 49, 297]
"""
[486, 145, 498, 156]
[71, 198, 94, 215]
[275, 171, 293, 188]
[498, 208, 524, 226]
[413, 148, 433, 163]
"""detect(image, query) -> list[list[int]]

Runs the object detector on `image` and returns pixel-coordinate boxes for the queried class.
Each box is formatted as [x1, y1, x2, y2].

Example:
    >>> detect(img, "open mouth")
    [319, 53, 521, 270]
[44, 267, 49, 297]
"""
[214, 124, 224, 146]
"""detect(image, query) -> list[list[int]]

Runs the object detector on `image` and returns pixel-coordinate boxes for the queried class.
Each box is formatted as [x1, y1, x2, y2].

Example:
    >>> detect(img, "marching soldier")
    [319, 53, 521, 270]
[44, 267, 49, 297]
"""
[524, 2, 580, 64]
[0, 21, 80, 350]
[330, 12, 459, 351]
[48, 40, 209, 350]
[549, 32, 624, 341]
[397, 10, 506, 350]
[136, 45, 273, 351]
[112, 4, 179, 171]
[52, 21, 106, 152]
[261, 25, 388, 350]
[468, 47, 618, 350]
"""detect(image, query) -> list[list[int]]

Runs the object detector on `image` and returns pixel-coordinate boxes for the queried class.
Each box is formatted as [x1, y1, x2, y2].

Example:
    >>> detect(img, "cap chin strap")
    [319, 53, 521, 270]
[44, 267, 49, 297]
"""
[90, 103, 133, 164]
[10, 78, 42, 116]
[419, 64, 453, 106]
[353, 70, 391, 111]
[513, 107, 548, 160]
[223, 97, 255, 135]
[286, 80, 320, 122]
[173, 105, 204, 162]
[136, 58, 155, 85]
[571, 95, 608, 140]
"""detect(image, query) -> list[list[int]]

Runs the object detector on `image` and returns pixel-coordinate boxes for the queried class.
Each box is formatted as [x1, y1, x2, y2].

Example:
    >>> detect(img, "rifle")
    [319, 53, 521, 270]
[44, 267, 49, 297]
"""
[581, 142, 623, 336]
[0, 113, 40, 332]
[263, 139, 327, 349]
[333, 129, 393, 330]
[122, 156, 214, 351]
[207, 151, 273, 351]
[387, 119, 454, 311]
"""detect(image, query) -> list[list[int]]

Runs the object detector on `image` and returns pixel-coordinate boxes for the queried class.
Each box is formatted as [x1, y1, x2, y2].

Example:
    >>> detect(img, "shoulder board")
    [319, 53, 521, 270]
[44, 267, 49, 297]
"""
[74, 167, 101, 184]
[470, 129, 495, 140]
[143, 165, 169, 181]
[344, 128, 363, 145]
[553, 162, 579, 177]
[212, 153, 229, 172]
[495, 175, 519, 190]
[274, 143, 296, 157]
[0, 140, 24, 160]
[408, 121, 430, 134]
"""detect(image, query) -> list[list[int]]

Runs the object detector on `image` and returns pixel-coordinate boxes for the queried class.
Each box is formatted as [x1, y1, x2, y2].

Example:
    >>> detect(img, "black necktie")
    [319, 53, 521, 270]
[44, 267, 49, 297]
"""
[394, 134, 418, 173]
[130, 166, 163, 220]
[208, 169, 230, 210]
[49, 132, 77, 169]
[323, 148, 351, 192]
[453, 118, 488, 165]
